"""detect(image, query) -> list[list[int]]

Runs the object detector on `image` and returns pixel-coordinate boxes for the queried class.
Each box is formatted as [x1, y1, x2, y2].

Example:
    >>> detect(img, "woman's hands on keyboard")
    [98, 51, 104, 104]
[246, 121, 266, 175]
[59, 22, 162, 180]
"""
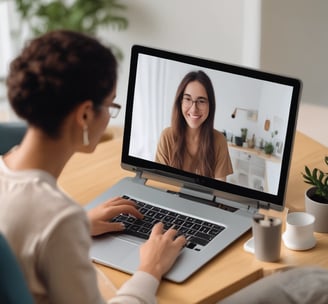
[88, 196, 187, 281]
[138, 222, 187, 281]
[87, 196, 144, 236]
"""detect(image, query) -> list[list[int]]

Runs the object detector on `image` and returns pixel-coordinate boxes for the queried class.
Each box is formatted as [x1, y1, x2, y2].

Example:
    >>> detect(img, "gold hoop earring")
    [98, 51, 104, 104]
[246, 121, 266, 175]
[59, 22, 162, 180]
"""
[83, 124, 89, 146]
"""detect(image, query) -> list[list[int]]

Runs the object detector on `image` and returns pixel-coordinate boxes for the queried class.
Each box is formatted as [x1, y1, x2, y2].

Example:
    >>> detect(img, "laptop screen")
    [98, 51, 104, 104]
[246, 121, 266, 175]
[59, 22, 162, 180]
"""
[122, 45, 301, 210]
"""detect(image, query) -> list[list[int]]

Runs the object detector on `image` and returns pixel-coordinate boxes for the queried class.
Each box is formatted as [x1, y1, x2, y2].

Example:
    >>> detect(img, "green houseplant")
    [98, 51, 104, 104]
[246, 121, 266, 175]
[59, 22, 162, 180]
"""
[240, 128, 248, 142]
[263, 142, 274, 155]
[302, 156, 328, 232]
[264, 130, 278, 155]
[302, 156, 328, 204]
[12, 0, 128, 58]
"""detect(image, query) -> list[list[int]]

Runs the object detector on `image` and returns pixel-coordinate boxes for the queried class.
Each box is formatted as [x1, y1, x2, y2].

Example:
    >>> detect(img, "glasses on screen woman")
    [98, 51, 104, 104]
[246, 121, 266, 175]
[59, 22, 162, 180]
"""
[181, 94, 209, 109]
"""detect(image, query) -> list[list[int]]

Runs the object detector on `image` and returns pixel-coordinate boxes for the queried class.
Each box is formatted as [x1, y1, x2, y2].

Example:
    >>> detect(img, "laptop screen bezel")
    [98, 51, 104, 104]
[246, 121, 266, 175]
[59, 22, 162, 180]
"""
[121, 45, 301, 210]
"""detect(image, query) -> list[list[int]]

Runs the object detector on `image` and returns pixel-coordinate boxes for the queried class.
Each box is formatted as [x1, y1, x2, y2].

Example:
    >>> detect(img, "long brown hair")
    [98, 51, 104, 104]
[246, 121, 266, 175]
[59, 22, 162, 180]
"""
[170, 70, 216, 177]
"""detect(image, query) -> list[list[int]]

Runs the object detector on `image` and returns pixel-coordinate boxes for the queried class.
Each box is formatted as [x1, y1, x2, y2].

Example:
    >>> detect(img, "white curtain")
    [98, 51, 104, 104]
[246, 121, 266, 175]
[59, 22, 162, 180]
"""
[0, 2, 13, 78]
[129, 55, 198, 161]
[130, 55, 170, 161]
[0, 1, 22, 121]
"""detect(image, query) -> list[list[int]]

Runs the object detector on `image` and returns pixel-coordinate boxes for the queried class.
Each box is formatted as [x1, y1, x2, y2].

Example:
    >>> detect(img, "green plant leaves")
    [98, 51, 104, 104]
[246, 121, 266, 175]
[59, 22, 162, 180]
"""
[15, 0, 128, 35]
[302, 157, 328, 201]
[12, 0, 128, 59]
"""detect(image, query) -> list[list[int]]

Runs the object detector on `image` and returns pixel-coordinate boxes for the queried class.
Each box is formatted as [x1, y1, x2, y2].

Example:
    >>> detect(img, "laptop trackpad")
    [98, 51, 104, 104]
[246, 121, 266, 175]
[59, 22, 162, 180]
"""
[117, 234, 145, 245]
[90, 235, 141, 273]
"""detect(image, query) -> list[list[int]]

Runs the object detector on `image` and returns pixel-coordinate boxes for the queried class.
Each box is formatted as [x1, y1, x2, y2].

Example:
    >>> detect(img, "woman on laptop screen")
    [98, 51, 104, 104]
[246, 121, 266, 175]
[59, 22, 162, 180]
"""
[156, 70, 233, 181]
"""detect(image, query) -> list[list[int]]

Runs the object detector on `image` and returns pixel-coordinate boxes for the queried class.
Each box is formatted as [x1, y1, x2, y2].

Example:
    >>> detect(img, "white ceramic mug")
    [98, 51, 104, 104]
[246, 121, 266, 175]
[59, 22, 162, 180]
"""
[282, 212, 316, 251]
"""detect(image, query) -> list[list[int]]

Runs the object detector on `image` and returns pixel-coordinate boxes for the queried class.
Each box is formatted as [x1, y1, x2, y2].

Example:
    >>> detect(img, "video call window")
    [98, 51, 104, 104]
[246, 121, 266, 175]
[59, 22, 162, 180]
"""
[128, 53, 294, 196]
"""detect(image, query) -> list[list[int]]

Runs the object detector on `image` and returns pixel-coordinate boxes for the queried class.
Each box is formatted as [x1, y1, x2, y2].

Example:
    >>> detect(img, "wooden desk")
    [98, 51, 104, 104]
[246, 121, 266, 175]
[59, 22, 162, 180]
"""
[58, 131, 328, 303]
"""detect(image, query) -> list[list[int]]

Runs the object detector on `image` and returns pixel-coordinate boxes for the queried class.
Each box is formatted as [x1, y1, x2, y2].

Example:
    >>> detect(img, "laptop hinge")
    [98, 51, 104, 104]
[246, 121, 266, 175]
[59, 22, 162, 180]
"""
[258, 200, 270, 210]
[177, 186, 217, 207]
[133, 170, 147, 185]
[247, 200, 270, 214]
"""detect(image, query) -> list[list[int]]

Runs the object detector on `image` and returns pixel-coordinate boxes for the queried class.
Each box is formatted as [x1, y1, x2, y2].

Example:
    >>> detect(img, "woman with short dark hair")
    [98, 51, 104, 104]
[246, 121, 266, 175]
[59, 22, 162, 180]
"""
[0, 30, 186, 304]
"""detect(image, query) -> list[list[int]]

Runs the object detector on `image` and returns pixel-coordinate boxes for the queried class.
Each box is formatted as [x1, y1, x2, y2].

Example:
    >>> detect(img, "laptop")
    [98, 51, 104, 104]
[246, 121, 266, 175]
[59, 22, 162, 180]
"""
[85, 45, 301, 283]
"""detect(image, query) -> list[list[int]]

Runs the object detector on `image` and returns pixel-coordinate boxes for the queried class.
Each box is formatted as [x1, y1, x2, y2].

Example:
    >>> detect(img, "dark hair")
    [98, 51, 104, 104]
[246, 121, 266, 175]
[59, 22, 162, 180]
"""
[6, 30, 117, 138]
[170, 70, 216, 177]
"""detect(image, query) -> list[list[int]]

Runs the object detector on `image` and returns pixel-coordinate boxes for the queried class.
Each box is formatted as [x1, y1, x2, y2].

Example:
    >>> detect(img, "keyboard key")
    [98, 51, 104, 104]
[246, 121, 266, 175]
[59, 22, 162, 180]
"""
[195, 231, 213, 241]
[188, 236, 209, 246]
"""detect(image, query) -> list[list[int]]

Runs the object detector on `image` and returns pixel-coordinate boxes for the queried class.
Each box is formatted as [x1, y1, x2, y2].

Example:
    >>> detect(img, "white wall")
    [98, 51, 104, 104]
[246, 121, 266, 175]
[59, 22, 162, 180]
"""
[260, 0, 328, 108]
[0, 3, 12, 78]
[260, 0, 328, 146]
[99, 0, 261, 126]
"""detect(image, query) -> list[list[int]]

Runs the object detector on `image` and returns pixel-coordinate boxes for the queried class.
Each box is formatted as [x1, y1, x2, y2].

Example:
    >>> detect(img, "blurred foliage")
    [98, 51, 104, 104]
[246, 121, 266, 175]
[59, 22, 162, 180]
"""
[11, 0, 128, 59]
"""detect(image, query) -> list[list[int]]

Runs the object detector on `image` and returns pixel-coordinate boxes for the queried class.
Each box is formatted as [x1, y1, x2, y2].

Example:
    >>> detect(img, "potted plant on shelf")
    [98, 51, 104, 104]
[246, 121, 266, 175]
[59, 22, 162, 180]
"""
[302, 156, 328, 232]
[264, 142, 274, 155]
[264, 130, 278, 155]
[241, 128, 248, 143]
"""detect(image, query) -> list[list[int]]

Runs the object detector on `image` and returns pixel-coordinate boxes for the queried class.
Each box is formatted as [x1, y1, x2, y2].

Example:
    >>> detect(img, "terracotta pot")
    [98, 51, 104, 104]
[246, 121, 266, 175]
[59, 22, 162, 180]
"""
[305, 187, 328, 233]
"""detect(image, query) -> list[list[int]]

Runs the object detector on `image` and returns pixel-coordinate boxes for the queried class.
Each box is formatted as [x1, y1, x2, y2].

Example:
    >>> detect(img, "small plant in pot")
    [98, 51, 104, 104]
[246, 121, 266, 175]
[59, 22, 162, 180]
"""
[264, 142, 274, 155]
[302, 156, 328, 232]
[264, 130, 278, 155]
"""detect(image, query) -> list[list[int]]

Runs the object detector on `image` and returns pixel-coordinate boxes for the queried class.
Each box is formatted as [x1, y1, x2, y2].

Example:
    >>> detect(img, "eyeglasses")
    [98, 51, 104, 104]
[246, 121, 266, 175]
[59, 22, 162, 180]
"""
[108, 103, 121, 118]
[182, 94, 209, 109]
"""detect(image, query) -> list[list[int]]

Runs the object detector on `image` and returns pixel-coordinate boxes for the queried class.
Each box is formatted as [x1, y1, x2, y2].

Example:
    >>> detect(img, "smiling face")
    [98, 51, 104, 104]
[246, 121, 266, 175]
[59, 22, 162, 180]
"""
[181, 80, 209, 130]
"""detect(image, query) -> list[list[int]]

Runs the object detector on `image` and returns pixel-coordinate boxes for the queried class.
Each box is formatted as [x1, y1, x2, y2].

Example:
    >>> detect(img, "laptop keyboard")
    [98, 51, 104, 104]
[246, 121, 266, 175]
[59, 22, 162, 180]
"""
[110, 195, 225, 250]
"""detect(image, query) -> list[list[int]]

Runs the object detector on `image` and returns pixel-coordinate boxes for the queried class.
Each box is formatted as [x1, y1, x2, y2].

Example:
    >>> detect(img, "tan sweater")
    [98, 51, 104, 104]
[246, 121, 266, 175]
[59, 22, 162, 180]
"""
[156, 127, 233, 179]
[0, 157, 158, 304]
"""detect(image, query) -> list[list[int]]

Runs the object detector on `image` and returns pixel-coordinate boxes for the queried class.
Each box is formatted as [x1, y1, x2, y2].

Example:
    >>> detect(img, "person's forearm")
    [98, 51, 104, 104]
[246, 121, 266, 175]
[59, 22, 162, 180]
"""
[107, 271, 159, 304]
